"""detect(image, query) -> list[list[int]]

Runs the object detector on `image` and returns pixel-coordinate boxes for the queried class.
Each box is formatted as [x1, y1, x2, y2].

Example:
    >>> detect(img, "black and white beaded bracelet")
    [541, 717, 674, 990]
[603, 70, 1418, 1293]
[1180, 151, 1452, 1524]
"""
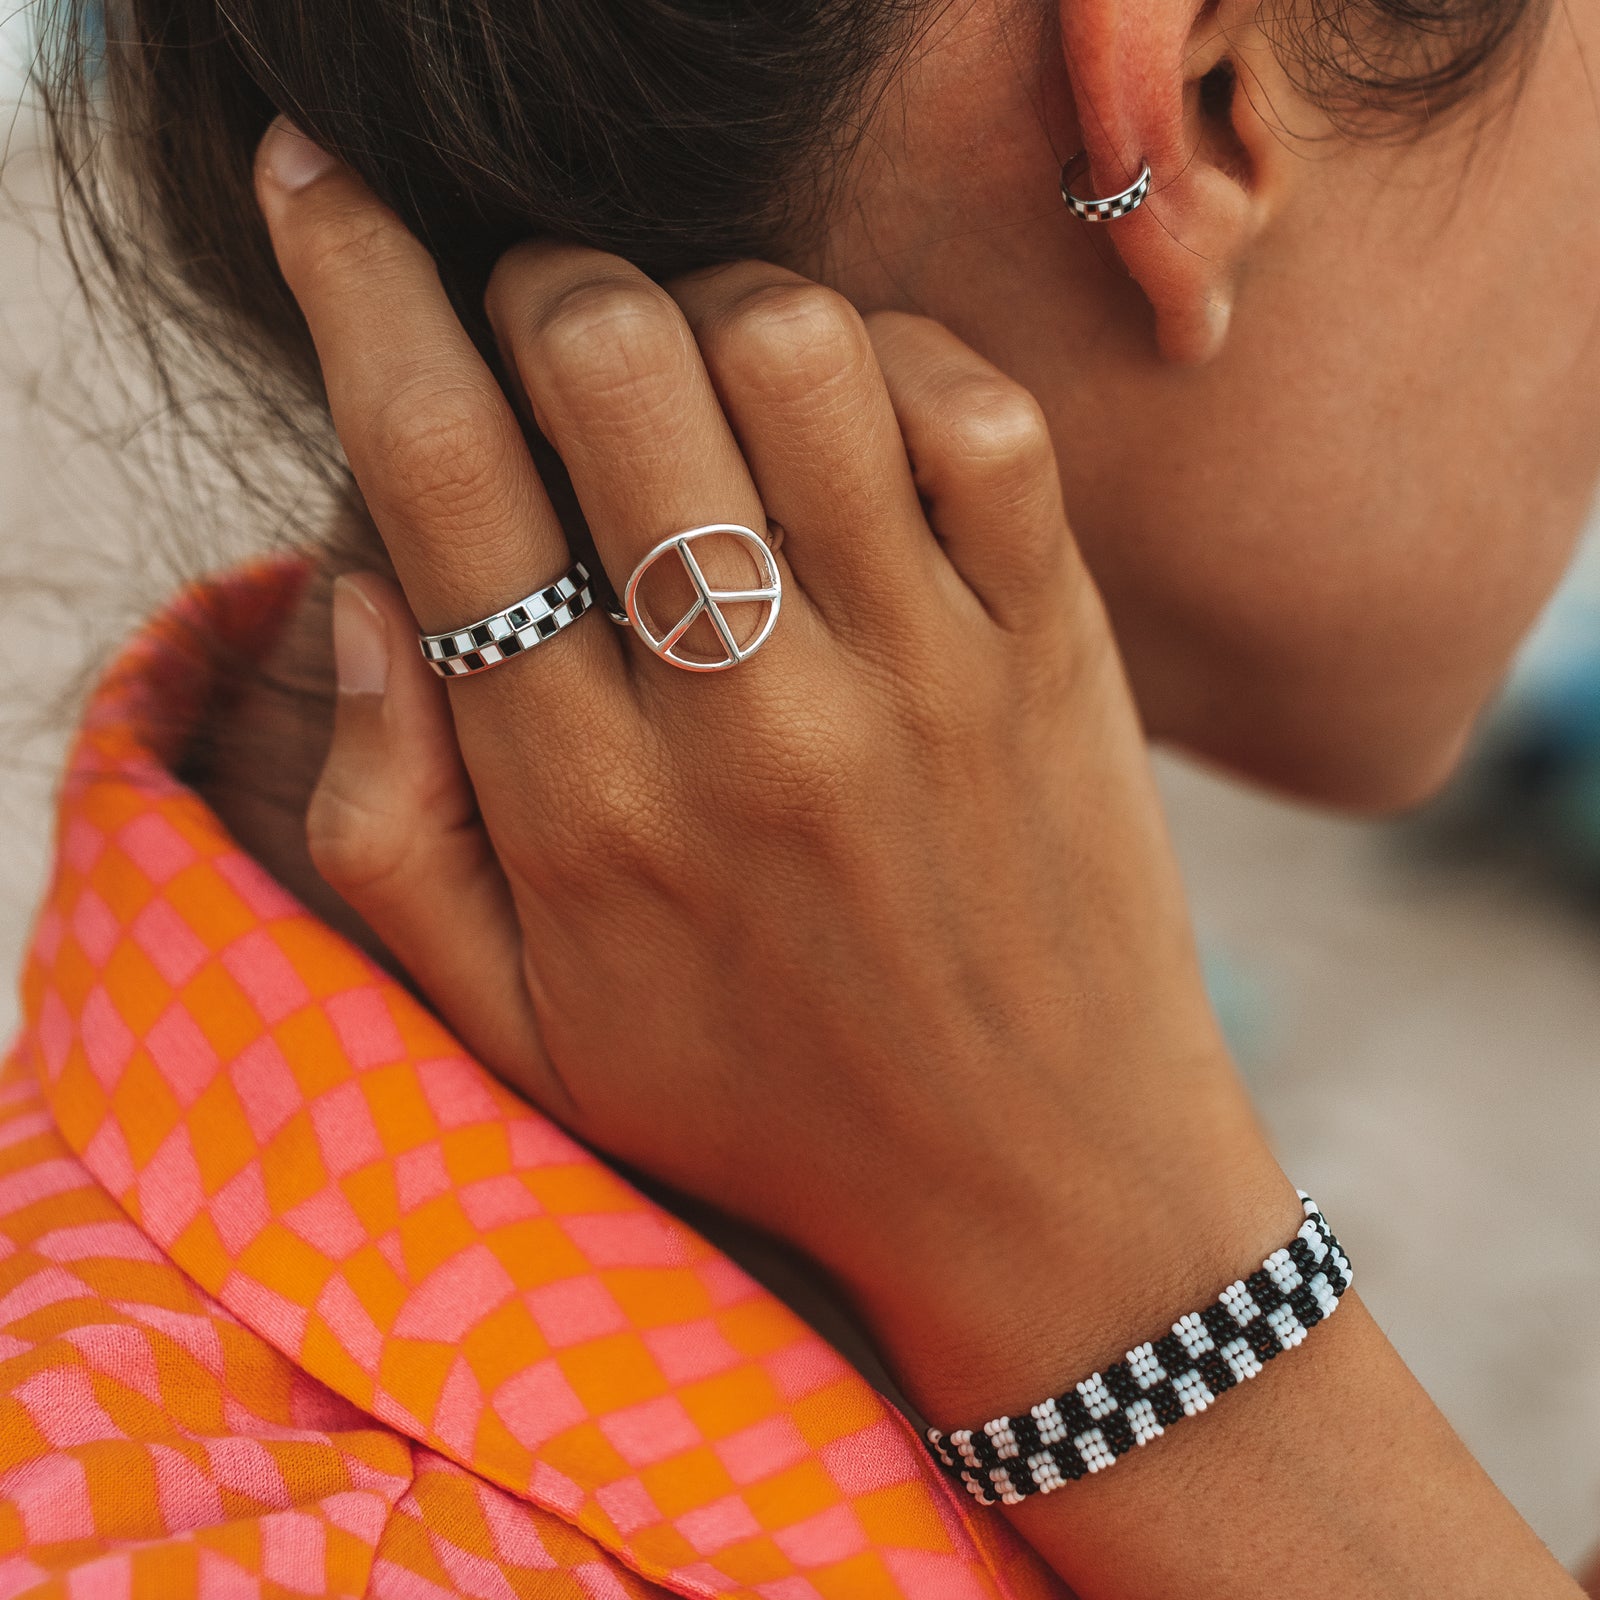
[926, 1192, 1352, 1504]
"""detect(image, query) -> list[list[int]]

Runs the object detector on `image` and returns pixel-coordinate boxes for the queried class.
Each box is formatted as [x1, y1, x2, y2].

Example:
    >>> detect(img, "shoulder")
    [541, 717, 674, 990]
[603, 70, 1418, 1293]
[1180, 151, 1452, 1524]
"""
[0, 1050, 664, 1597]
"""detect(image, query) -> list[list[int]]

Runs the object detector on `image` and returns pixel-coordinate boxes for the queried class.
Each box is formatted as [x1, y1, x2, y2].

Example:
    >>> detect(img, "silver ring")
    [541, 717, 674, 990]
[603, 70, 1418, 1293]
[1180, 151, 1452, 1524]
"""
[417, 560, 594, 677]
[619, 524, 781, 672]
[1060, 153, 1150, 222]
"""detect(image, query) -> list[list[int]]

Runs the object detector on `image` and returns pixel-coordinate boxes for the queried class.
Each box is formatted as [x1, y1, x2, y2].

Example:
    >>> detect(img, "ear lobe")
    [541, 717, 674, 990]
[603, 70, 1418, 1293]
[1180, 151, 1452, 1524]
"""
[1059, 0, 1288, 363]
[1121, 139, 1258, 365]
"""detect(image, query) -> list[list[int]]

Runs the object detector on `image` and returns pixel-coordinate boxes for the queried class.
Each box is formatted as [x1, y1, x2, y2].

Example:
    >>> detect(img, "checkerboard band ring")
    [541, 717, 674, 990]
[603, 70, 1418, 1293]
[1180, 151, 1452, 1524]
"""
[1060, 153, 1151, 223]
[417, 561, 595, 678]
[926, 1191, 1352, 1504]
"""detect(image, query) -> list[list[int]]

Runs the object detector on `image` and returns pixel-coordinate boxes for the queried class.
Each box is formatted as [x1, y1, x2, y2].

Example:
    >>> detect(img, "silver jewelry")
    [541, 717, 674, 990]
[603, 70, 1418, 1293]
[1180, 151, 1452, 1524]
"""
[1060, 152, 1151, 222]
[619, 523, 781, 672]
[417, 561, 595, 677]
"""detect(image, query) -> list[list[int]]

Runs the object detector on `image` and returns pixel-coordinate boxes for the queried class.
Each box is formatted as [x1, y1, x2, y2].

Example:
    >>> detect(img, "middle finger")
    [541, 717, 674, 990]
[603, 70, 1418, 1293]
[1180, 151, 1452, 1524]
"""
[487, 243, 816, 678]
[670, 260, 946, 635]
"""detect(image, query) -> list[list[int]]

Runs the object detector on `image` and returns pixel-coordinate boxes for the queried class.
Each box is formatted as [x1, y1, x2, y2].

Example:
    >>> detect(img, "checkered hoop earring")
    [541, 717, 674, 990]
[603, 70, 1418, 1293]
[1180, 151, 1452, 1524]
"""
[1060, 152, 1151, 223]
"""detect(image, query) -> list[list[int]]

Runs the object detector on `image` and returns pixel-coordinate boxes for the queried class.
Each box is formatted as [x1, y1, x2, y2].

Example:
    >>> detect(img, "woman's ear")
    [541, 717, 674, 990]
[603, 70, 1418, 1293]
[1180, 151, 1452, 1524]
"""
[1059, 0, 1306, 362]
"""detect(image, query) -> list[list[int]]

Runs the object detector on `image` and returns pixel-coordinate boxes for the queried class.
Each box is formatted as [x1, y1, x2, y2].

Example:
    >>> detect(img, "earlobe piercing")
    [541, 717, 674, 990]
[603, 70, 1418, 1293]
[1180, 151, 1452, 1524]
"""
[1060, 152, 1151, 222]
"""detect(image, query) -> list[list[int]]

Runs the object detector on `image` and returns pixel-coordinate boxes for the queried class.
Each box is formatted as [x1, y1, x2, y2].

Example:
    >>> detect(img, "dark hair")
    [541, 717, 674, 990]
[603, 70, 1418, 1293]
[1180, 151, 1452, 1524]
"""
[38, 0, 920, 453]
[28, 0, 1548, 580]
[14, 0, 1547, 817]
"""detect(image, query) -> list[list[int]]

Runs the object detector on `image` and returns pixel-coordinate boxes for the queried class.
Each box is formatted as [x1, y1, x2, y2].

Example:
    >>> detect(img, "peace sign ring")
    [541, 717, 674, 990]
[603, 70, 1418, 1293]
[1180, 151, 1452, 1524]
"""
[618, 523, 782, 672]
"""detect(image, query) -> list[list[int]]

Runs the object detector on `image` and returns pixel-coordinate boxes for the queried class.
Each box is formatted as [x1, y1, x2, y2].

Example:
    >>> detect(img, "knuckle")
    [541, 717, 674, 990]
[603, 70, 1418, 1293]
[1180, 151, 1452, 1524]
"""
[734, 690, 864, 827]
[904, 668, 991, 755]
[363, 378, 515, 522]
[711, 281, 869, 399]
[529, 277, 688, 399]
[935, 379, 1053, 474]
[536, 755, 680, 892]
[306, 782, 408, 898]
[588, 797, 664, 880]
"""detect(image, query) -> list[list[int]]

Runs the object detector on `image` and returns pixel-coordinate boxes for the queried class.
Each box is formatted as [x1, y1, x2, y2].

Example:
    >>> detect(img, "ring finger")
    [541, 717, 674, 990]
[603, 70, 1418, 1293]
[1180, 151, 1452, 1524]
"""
[669, 261, 949, 641]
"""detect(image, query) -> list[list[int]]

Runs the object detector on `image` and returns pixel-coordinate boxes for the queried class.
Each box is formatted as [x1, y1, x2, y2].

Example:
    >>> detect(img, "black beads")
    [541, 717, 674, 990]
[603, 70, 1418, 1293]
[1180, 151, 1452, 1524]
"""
[925, 1193, 1352, 1504]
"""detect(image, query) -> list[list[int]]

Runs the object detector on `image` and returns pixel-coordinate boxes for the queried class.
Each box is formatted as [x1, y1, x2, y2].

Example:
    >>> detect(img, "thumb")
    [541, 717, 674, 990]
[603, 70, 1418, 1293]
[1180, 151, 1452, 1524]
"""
[310, 573, 569, 1115]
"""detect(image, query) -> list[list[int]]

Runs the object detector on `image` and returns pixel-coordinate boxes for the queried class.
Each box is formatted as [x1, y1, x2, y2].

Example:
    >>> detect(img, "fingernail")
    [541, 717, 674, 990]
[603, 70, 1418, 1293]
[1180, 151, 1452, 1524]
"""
[259, 116, 338, 192]
[332, 576, 390, 697]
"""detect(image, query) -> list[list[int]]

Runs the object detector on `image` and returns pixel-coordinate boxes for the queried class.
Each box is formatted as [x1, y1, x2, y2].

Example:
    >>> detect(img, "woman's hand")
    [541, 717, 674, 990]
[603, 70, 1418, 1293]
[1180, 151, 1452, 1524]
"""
[254, 121, 1591, 1600]
[253, 120, 1292, 1418]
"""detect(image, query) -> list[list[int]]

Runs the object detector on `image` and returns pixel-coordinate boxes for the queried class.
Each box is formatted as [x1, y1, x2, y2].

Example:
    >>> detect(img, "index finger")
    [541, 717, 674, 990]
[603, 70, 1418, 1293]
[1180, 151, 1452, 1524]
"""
[254, 119, 602, 668]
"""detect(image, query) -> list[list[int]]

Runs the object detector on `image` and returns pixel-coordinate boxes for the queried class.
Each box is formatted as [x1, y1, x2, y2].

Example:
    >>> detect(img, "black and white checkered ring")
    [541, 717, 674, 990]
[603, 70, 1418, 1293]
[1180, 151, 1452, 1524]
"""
[1060, 157, 1151, 223]
[927, 1192, 1352, 1504]
[418, 562, 595, 678]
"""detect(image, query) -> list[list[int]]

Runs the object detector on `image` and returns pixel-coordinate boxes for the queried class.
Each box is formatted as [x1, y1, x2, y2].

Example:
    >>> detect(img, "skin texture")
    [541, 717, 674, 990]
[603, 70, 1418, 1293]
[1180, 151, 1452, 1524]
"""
[817, 0, 1600, 808]
[186, 0, 1600, 1584]
[235, 104, 1590, 1592]
[218, 0, 1600, 840]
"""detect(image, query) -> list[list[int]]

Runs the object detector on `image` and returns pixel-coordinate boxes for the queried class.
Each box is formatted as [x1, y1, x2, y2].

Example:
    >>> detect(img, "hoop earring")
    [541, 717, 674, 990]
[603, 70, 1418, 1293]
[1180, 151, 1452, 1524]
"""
[1060, 152, 1151, 222]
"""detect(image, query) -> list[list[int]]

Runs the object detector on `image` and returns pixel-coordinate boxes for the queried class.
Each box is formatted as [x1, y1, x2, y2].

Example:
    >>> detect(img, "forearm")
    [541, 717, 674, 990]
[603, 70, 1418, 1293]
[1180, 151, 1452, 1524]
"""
[860, 1131, 1580, 1598]
[998, 1292, 1578, 1598]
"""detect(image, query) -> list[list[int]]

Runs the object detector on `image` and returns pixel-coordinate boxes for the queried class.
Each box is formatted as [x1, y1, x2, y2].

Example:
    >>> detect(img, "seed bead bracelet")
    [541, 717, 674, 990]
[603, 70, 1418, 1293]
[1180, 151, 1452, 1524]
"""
[926, 1191, 1352, 1504]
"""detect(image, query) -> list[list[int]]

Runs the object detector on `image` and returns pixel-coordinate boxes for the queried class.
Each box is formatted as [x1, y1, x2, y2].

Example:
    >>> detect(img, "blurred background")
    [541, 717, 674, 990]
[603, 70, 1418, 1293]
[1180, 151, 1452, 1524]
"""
[4, 1, 1598, 1575]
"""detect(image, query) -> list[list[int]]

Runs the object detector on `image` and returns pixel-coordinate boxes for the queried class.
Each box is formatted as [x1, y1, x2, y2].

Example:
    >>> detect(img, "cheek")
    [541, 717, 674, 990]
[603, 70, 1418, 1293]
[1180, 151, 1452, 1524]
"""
[1039, 86, 1600, 808]
[1072, 280, 1600, 808]
[1074, 347, 1600, 808]
[826, 0, 1600, 810]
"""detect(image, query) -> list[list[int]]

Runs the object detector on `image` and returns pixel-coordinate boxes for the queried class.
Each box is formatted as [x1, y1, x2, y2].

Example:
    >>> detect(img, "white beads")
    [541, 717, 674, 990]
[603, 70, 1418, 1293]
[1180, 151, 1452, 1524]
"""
[1309, 1271, 1340, 1318]
[1126, 1397, 1165, 1446]
[1174, 1311, 1215, 1359]
[1219, 1280, 1261, 1327]
[1172, 1367, 1215, 1416]
[1264, 1246, 1303, 1294]
[1074, 1428, 1117, 1473]
[1077, 1372, 1118, 1420]
[1299, 1216, 1330, 1264]
[1267, 1303, 1307, 1350]
[984, 1417, 1020, 1460]
[928, 1191, 1351, 1506]
[1128, 1341, 1168, 1390]
[1031, 1396, 1069, 1445]
[1220, 1335, 1264, 1384]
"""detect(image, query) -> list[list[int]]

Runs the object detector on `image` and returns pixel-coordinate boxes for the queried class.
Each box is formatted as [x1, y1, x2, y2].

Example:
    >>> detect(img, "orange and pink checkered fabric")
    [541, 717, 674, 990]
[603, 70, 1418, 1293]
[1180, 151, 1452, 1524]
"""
[0, 565, 1069, 1598]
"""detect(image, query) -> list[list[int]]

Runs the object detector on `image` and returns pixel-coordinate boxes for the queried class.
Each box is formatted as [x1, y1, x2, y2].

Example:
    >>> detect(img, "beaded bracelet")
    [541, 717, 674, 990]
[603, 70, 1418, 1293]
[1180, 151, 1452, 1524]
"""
[926, 1192, 1352, 1504]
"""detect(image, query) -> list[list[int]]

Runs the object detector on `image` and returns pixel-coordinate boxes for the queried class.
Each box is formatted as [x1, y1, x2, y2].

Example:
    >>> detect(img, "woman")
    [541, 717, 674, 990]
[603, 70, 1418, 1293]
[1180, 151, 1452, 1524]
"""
[3, 0, 1598, 1591]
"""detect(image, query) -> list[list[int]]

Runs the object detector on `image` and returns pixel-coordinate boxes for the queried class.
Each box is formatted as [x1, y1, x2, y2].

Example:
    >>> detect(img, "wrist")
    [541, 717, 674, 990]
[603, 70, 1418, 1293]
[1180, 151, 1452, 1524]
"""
[841, 1073, 1297, 1428]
